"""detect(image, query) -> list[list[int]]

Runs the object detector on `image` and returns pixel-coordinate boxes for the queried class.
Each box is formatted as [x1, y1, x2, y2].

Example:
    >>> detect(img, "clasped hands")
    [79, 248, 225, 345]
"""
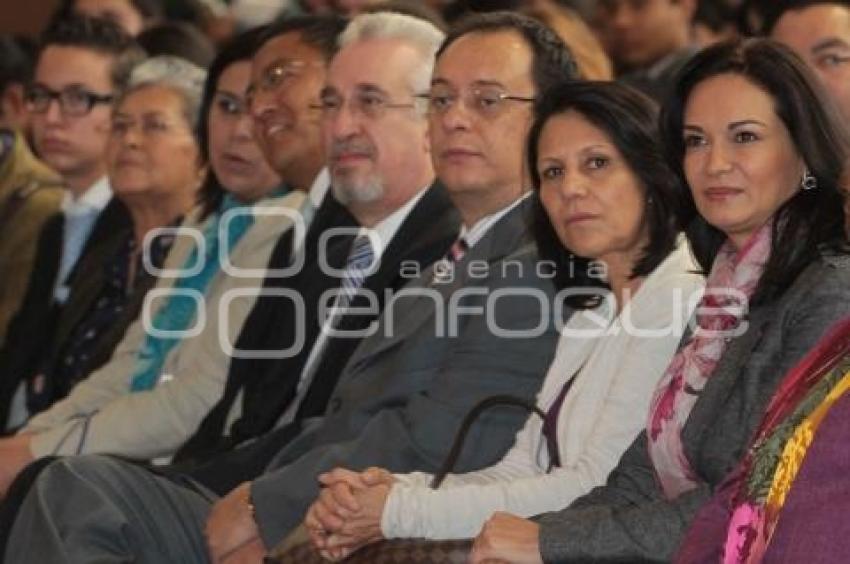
[303, 467, 543, 564]
[304, 466, 394, 561]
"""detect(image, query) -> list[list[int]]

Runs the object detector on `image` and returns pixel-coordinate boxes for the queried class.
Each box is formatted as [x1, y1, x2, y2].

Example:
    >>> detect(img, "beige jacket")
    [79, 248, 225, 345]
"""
[25, 190, 306, 459]
[0, 130, 63, 345]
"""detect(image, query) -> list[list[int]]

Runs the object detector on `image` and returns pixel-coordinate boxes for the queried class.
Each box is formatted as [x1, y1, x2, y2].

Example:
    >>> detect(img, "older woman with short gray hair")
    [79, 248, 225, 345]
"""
[0, 55, 207, 445]
[122, 55, 207, 129]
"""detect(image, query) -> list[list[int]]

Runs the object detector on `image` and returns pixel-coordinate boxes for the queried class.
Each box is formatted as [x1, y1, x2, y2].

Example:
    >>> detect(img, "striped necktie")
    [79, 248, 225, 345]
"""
[337, 235, 375, 309]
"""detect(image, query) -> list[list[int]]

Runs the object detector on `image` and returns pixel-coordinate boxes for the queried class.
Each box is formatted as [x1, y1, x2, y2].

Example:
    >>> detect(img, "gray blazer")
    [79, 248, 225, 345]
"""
[249, 197, 563, 546]
[536, 250, 850, 563]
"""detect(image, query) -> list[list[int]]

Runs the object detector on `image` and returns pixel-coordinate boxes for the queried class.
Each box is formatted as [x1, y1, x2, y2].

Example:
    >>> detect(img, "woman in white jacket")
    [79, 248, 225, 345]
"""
[303, 80, 706, 558]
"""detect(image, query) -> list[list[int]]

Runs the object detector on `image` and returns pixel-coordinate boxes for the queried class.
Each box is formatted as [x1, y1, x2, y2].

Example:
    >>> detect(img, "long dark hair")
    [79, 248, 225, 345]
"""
[528, 80, 685, 308]
[196, 26, 268, 218]
[660, 38, 850, 305]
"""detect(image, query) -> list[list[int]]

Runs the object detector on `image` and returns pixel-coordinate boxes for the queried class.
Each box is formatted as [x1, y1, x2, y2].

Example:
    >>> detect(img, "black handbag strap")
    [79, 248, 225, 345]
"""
[430, 394, 561, 489]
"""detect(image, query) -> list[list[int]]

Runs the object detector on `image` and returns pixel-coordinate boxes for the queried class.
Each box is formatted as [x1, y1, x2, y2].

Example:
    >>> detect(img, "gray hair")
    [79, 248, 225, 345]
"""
[120, 55, 207, 129]
[339, 12, 444, 111]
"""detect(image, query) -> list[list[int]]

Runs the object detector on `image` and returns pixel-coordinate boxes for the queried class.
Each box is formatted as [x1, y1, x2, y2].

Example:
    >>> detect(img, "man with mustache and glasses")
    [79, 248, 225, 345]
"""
[0, 16, 143, 430]
[4, 12, 574, 564]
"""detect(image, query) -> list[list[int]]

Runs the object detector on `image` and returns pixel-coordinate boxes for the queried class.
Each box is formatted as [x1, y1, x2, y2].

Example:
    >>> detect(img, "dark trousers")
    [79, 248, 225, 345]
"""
[0, 420, 304, 562]
[0, 456, 59, 562]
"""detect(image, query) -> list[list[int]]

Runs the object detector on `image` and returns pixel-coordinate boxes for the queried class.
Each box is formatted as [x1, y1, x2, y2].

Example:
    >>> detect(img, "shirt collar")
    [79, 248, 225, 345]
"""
[357, 185, 429, 261]
[62, 175, 112, 215]
[308, 168, 330, 209]
[459, 191, 530, 249]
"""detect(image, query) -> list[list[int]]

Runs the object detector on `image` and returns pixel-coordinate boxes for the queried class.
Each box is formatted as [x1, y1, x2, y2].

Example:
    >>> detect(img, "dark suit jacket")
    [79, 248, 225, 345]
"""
[0, 198, 129, 430]
[621, 47, 697, 103]
[24, 224, 170, 415]
[173, 183, 460, 467]
[535, 250, 850, 563]
[247, 196, 562, 546]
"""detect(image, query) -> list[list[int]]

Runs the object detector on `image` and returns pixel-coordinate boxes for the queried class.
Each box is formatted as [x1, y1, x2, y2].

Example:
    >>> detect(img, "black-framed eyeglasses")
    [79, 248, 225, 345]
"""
[310, 90, 416, 120]
[25, 85, 114, 117]
[417, 86, 535, 119]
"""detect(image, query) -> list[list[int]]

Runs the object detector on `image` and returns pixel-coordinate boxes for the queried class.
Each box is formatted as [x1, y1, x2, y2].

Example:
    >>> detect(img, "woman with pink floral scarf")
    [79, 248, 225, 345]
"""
[459, 38, 850, 563]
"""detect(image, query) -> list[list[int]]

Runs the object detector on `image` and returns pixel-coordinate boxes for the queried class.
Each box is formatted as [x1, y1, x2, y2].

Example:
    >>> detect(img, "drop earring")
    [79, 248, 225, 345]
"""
[801, 169, 818, 191]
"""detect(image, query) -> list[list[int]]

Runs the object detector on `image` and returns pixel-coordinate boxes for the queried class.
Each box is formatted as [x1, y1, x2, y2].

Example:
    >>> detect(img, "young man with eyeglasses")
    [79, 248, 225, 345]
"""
[0, 16, 143, 429]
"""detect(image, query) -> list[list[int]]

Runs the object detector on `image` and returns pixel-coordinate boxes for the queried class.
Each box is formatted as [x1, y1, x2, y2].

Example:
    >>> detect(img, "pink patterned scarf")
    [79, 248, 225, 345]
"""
[647, 223, 772, 499]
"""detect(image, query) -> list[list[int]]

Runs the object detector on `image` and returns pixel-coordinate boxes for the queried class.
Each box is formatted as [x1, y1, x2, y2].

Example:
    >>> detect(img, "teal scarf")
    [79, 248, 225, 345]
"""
[129, 194, 257, 391]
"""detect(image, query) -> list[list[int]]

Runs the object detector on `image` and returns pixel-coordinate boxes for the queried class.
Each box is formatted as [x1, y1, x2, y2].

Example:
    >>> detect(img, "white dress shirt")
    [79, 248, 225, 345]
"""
[54, 176, 112, 303]
[274, 186, 429, 426]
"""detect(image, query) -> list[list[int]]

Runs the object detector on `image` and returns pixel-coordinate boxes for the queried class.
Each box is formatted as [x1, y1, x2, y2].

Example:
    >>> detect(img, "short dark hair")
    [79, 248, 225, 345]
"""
[0, 35, 35, 93]
[258, 15, 349, 63]
[763, 0, 850, 34]
[53, 0, 165, 28]
[660, 38, 850, 305]
[694, 0, 738, 32]
[38, 14, 145, 91]
[436, 11, 579, 94]
[197, 26, 269, 218]
[137, 21, 216, 68]
[528, 80, 685, 308]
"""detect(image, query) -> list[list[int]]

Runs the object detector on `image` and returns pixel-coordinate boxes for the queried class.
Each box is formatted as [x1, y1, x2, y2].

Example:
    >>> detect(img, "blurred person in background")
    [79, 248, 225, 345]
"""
[768, 0, 850, 125]
[594, 0, 698, 100]
[524, 0, 613, 79]
[0, 36, 63, 347]
[692, 0, 739, 47]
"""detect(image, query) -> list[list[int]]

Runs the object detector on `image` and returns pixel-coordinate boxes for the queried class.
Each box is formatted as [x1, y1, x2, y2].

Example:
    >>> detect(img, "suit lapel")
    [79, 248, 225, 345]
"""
[681, 303, 776, 462]
[344, 194, 534, 374]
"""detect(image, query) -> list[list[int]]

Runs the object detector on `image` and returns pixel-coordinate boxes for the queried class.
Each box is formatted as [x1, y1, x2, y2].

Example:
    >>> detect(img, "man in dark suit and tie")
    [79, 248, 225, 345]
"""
[5, 12, 578, 564]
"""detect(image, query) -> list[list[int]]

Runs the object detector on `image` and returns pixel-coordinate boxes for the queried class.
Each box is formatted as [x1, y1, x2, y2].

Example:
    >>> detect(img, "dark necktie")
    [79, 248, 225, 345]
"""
[432, 237, 468, 283]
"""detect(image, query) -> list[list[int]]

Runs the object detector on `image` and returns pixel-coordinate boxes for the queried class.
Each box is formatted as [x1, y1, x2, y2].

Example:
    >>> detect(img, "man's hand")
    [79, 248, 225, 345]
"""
[304, 467, 394, 560]
[469, 512, 543, 564]
[318, 466, 394, 491]
[0, 433, 35, 497]
[205, 482, 266, 564]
